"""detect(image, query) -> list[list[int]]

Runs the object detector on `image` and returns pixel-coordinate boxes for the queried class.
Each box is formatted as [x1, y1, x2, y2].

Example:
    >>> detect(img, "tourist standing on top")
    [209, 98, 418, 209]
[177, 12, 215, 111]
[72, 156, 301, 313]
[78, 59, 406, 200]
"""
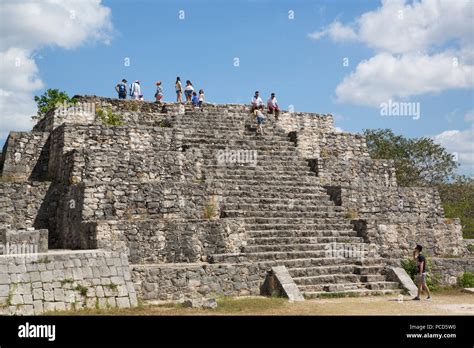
[175, 77, 183, 103]
[130, 80, 141, 100]
[254, 105, 265, 135]
[155, 81, 163, 103]
[198, 89, 205, 110]
[184, 80, 194, 103]
[191, 91, 199, 109]
[115, 79, 128, 99]
[251, 91, 264, 112]
[267, 93, 280, 120]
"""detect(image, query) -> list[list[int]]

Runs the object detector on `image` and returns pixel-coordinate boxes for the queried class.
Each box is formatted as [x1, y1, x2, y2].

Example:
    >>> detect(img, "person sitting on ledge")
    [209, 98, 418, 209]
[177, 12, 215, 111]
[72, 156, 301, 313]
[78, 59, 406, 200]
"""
[115, 79, 128, 99]
[267, 92, 280, 120]
[251, 91, 264, 113]
[412, 244, 431, 301]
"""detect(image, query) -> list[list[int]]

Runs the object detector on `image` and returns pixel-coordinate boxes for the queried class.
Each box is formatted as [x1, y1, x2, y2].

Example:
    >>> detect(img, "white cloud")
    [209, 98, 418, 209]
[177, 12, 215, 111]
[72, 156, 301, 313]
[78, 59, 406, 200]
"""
[432, 126, 474, 172]
[309, 0, 474, 107]
[0, 0, 113, 144]
[335, 52, 474, 106]
[356, 0, 473, 54]
[0, 0, 113, 51]
[308, 21, 358, 42]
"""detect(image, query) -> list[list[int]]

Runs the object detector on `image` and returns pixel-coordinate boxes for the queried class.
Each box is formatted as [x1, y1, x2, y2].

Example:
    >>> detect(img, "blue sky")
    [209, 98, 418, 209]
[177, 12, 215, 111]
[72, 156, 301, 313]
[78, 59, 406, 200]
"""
[1, 0, 473, 174]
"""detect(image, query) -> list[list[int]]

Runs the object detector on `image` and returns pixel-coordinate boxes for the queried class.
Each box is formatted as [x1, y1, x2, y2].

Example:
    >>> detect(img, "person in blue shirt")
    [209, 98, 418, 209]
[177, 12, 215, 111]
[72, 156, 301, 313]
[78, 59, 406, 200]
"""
[191, 91, 199, 109]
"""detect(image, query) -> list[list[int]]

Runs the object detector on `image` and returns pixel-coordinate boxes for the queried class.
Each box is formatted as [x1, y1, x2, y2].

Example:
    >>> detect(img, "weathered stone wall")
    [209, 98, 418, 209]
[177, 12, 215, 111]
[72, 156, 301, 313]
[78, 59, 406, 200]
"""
[353, 218, 465, 259]
[0, 249, 137, 315]
[93, 218, 247, 264]
[0, 182, 57, 232]
[33, 102, 95, 132]
[0, 227, 48, 254]
[132, 262, 266, 301]
[430, 257, 474, 286]
[1, 131, 50, 181]
[277, 112, 334, 134]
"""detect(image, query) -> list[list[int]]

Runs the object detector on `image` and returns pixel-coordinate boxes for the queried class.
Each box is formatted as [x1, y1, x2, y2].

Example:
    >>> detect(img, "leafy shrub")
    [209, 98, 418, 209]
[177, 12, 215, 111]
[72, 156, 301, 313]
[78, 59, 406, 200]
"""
[97, 107, 123, 126]
[401, 256, 439, 291]
[344, 210, 358, 219]
[203, 196, 218, 219]
[457, 272, 474, 288]
[158, 119, 172, 128]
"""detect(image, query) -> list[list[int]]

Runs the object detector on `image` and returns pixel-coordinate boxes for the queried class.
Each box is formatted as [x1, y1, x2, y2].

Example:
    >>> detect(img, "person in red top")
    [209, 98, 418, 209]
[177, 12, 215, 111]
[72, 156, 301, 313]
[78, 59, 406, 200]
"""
[267, 93, 280, 120]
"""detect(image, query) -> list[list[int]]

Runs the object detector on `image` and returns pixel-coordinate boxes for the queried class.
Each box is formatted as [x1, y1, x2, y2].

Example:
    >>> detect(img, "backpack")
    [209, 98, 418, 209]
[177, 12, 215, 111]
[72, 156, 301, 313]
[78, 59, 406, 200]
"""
[118, 84, 126, 94]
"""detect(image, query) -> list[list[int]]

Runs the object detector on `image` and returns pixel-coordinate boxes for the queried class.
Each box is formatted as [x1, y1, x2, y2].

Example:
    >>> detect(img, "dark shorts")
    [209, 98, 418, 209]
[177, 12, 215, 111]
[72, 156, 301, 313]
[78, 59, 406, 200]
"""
[257, 116, 264, 125]
[176, 90, 181, 95]
[185, 90, 193, 97]
[118, 92, 126, 99]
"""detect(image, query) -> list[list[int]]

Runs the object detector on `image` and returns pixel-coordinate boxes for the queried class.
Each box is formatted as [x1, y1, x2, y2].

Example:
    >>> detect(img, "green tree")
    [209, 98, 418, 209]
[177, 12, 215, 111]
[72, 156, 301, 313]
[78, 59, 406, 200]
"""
[363, 129, 458, 186]
[437, 175, 474, 239]
[34, 89, 76, 118]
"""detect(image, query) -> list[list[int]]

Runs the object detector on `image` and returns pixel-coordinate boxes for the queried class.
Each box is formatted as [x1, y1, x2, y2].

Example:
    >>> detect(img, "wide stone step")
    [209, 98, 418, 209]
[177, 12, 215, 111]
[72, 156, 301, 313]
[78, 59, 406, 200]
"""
[246, 230, 358, 238]
[353, 265, 385, 275]
[194, 148, 298, 156]
[223, 210, 343, 219]
[243, 242, 347, 253]
[223, 203, 342, 211]
[302, 288, 400, 298]
[298, 281, 400, 293]
[216, 181, 323, 189]
[224, 187, 327, 196]
[294, 274, 362, 285]
[293, 273, 387, 285]
[183, 142, 297, 152]
[254, 256, 386, 269]
[246, 222, 355, 230]
[242, 217, 353, 225]
[247, 236, 364, 245]
[208, 169, 317, 177]
[224, 194, 332, 202]
[248, 250, 371, 262]
[204, 163, 311, 171]
[211, 174, 318, 182]
[289, 265, 356, 277]
[200, 154, 303, 162]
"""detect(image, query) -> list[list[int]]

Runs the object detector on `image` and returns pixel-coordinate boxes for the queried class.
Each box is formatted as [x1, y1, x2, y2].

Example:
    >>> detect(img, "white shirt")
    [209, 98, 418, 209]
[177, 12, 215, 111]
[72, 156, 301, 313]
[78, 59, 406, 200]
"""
[185, 85, 194, 92]
[268, 97, 278, 108]
[132, 82, 141, 96]
[252, 96, 263, 106]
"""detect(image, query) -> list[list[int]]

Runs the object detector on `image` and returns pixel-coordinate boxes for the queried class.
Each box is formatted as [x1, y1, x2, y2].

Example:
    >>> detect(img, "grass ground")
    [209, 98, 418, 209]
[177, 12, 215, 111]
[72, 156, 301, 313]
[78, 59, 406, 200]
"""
[48, 288, 474, 316]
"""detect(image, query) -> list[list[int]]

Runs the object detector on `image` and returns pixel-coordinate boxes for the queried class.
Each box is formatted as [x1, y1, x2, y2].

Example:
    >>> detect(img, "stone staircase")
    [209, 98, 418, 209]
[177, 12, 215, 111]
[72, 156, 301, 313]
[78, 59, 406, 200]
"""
[175, 107, 400, 298]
